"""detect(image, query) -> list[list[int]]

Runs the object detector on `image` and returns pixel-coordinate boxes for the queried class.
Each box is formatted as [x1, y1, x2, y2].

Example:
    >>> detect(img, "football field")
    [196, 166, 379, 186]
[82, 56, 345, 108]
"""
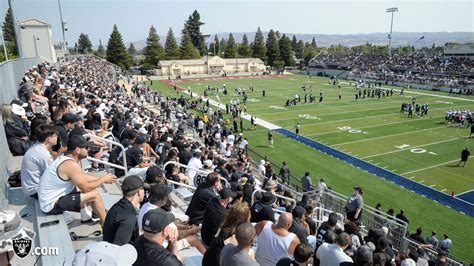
[149, 74, 474, 261]
[176, 75, 474, 197]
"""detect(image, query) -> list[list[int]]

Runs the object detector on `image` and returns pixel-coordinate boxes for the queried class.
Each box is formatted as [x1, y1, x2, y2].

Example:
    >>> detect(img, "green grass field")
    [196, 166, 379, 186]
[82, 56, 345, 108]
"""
[148, 75, 474, 261]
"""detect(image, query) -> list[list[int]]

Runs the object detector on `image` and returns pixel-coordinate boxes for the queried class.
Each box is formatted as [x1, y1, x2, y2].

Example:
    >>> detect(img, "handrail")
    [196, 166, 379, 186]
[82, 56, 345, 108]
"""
[403, 237, 463, 266]
[162, 161, 229, 188]
[84, 133, 128, 176]
[166, 178, 197, 191]
[251, 189, 297, 208]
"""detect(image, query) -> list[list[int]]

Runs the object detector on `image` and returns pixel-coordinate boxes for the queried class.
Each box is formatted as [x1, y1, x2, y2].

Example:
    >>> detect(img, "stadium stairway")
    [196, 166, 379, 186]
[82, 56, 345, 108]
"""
[274, 128, 474, 217]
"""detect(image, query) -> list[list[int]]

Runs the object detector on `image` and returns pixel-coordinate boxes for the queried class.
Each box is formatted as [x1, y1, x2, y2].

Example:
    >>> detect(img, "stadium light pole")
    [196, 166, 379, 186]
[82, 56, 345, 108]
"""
[386, 7, 398, 56]
[58, 0, 67, 52]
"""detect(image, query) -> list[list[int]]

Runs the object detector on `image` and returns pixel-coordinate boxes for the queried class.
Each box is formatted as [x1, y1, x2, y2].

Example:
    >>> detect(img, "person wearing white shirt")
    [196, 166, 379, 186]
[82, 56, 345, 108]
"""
[185, 151, 203, 185]
[239, 137, 248, 152]
[316, 232, 353, 266]
[258, 160, 266, 177]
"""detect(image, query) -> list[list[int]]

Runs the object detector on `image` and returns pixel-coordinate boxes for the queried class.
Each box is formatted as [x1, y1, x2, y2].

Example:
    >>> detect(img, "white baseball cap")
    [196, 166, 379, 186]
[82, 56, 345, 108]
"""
[73, 241, 137, 266]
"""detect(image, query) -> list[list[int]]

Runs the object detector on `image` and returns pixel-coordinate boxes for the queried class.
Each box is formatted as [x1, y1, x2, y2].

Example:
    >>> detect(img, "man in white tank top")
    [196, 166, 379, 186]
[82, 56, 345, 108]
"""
[38, 135, 116, 225]
[254, 212, 300, 266]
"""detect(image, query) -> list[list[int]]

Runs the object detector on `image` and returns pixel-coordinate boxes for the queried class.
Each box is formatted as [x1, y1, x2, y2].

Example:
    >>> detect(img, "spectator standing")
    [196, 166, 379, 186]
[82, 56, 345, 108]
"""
[255, 212, 301, 266]
[425, 231, 439, 248]
[220, 223, 259, 266]
[279, 161, 291, 184]
[201, 188, 236, 246]
[289, 206, 314, 247]
[396, 209, 409, 225]
[345, 187, 364, 222]
[268, 130, 273, 148]
[301, 172, 312, 192]
[439, 234, 452, 252]
[103, 175, 146, 245]
[185, 172, 222, 225]
[251, 191, 277, 223]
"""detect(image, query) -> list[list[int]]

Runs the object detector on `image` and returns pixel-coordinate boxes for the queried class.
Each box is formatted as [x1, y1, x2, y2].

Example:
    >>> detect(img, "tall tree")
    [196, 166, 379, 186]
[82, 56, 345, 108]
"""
[279, 34, 295, 66]
[143, 25, 164, 68]
[275, 30, 281, 40]
[219, 38, 227, 57]
[106, 24, 131, 70]
[180, 33, 200, 59]
[182, 10, 207, 55]
[128, 43, 136, 55]
[209, 34, 220, 56]
[77, 33, 92, 54]
[2, 8, 17, 55]
[291, 35, 298, 53]
[311, 37, 317, 48]
[252, 27, 267, 63]
[265, 29, 280, 67]
[224, 33, 237, 58]
[296, 40, 305, 59]
[97, 39, 105, 57]
[238, 34, 252, 58]
[164, 28, 180, 59]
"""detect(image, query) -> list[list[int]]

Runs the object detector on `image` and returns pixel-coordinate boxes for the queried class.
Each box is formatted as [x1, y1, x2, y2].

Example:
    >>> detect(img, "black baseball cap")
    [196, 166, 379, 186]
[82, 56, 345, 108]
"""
[146, 166, 164, 179]
[67, 135, 90, 151]
[218, 188, 236, 200]
[135, 135, 146, 145]
[121, 175, 149, 194]
[142, 208, 175, 234]
[62, 113, 78, 124]
[149, 183, 170, 202]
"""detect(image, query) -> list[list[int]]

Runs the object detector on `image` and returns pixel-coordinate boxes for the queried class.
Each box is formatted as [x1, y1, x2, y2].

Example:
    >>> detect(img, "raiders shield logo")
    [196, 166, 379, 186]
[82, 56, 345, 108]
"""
[12, 237, 32, 258]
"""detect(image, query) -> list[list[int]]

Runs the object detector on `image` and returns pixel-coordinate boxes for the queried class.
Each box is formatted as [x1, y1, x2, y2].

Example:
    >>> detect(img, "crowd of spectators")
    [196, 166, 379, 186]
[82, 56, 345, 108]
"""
[0, 56, 458, 265]
[310, 52, 474, 89]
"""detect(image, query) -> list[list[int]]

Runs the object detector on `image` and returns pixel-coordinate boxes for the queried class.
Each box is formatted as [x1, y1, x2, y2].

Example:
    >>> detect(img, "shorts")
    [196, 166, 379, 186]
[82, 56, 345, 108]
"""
[47, 189, 81, 214]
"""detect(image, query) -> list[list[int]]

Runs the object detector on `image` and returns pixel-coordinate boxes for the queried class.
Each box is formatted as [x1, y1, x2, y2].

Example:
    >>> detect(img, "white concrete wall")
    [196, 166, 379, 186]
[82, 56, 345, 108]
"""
[19, 27, 57, 62]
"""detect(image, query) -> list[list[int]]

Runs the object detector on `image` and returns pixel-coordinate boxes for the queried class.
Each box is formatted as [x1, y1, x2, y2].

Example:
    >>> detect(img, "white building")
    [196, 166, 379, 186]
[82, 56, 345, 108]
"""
[18, 19, 57, 62]
[156, 56, 266, 76]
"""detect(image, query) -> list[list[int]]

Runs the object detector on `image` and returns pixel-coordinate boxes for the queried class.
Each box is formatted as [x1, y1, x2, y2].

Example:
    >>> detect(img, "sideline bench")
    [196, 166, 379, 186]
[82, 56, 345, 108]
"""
[34, 200, 75, 266]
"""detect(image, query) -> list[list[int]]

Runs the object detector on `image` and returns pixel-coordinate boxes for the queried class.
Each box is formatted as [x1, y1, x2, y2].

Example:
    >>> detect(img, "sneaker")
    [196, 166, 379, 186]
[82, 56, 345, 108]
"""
[80, 217, 100, 224]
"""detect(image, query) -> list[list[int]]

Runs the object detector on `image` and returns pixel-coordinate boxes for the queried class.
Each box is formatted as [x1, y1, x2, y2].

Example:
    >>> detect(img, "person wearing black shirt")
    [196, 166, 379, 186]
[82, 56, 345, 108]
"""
[313, 212, 342, 264]
[409, 227, 426, 244]
[103, 176, 147, 245]
[289, 206, 309, 245]
[201, 188, 235, 246]
[185, 172, 222, 225]
[250, 191, 276, 223]
[133, 209, 183, 266]
[53, 113, 77, 154]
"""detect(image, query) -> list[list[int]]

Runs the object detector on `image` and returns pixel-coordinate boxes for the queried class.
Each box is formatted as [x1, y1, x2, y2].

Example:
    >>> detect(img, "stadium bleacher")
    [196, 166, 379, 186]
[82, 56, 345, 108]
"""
[0, 55, 467, 265]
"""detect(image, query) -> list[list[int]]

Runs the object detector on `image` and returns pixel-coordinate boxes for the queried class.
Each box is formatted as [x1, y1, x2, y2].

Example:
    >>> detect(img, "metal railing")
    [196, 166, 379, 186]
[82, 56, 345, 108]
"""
[162, 161, 229, 188]
[83, 133, 128, 176]
[404, 238, 463, 266]
[319, 189, 408, 251]
[251, 189, 297, 208]
[166, 178, 197, 191]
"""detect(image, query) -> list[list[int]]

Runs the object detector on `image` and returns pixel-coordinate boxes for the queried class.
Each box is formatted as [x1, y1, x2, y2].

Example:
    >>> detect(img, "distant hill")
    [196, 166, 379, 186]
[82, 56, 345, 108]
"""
[127, 32, 473, 50]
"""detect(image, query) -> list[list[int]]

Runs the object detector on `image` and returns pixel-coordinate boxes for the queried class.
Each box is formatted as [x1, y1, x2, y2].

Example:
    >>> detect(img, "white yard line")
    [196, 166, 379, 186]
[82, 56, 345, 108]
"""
[361, 138, 459, 159]
[333, 126, 446, 147]
[401, 159, 460, 175]
[455, 189, 474, 196]
[386, 87, 474, 103]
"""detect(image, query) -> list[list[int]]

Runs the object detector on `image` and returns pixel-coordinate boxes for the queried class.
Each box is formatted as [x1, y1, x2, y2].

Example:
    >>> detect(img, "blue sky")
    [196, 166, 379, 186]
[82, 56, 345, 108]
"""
[2, 0, 472, 46]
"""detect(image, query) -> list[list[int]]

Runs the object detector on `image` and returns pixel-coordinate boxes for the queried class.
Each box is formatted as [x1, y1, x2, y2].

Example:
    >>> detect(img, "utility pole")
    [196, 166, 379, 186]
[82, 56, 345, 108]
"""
[1, 32, 8, 60]
[386, 7, 398, 56]
[58, 0, 67, 52]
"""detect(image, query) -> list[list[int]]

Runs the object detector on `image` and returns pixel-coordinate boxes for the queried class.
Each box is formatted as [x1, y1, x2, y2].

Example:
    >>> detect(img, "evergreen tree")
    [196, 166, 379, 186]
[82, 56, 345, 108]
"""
[77, 33, 92, 54]
[180, 33, 200, 59]
[164, 28, 180, 59]
[182, 10, 207, 55]
[252, 27, 267, 63]
[2, 8, 17, 55]
[209, 34, 219, 56]
[224, 33, 237, 58]
[219, 38, 227, 57]
[279, 34, 295, 66]
[275, 30, 281, 40]
[296, 40, 305, 59]
[311, 37, 317, 48]
[143, 25, 164, 67]
[106, 24, 131, 70]
[291, 35, 298, 53]
[128, 43, 136, 55]
[238, 34, 252, 58]
[265, 29, 280, 66]
[97, 39, 105, 57]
